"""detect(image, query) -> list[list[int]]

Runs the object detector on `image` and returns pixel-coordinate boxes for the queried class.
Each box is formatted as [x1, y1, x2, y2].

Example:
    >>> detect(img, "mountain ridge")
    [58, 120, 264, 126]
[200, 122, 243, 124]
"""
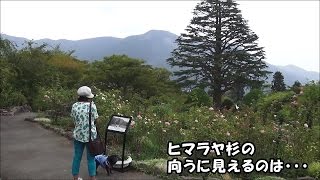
[1, 31, 319, 85]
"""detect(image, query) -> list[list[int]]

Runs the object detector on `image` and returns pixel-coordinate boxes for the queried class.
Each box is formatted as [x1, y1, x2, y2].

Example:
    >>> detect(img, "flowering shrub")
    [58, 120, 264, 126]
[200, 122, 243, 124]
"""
[37, 85, 319, 178]
[33, 87, 75, 123]
[257, 91, 295, 123]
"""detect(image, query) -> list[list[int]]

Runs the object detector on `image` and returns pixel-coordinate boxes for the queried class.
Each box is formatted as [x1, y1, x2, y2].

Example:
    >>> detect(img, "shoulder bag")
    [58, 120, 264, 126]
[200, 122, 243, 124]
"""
[88, 101, 104, 156]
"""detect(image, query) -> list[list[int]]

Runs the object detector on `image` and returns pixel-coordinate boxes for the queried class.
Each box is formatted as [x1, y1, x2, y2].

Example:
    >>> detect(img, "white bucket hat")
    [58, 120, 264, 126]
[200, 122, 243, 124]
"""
[77, 86, 94, 98]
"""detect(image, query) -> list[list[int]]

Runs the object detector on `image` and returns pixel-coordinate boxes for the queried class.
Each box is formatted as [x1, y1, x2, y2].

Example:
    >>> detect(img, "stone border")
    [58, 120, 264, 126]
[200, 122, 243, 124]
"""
[1, 106, 32, 116]
[24, 117, 73, 141]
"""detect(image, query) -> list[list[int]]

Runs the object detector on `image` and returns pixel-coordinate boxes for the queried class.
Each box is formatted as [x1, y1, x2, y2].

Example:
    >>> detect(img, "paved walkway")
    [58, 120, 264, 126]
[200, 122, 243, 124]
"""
[0, 112, 159, 180]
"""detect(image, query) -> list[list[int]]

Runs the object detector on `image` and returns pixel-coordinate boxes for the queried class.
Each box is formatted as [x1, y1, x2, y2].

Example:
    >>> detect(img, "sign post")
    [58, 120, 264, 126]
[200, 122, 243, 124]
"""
[104, 114, 132, 172]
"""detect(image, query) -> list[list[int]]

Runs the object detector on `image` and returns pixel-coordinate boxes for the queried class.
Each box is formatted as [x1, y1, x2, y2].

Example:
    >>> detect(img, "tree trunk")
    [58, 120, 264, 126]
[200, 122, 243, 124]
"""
[307, 109, 313, 129]
[213, 90, 222, 109]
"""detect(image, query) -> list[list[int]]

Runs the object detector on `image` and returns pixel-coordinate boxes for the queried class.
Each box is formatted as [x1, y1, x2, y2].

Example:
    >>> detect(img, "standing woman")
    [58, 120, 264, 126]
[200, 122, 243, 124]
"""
[71, 86, 99, 180]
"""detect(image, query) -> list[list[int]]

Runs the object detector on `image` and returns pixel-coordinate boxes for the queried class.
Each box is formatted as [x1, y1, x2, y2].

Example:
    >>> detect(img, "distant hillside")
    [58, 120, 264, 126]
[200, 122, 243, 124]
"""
[1, 30, 177, 68]
[1, 31, 319, 85]
[266, 63, 319, 85]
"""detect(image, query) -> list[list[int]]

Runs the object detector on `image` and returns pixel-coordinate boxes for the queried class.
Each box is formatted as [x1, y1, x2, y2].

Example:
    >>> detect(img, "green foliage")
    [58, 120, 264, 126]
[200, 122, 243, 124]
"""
[0, 38, 89, 108]
[51, 116, 74, 131]
[298, 81, 320, 128]
[0, 38, 23, 108]
[87, 55, 177, 99]
[0, 59, 25, 108]
[46, 53, 87, 88]
[291, 80, 302, 94]
[308, 162, 320, 179]
[221, 96, 234, 110]
[167, 0, 269, 108]
[0, 37, 17, 60]
[257, 91, 295, 123]
[243, 88, 265, 106]
[185, 87, 211, 107]
[32, 84, 319, 179]
[2, 36, 319, 179]
[271, 71, 286, 92]
[33, 87, 76, 122]
[0, 87, 27, 108]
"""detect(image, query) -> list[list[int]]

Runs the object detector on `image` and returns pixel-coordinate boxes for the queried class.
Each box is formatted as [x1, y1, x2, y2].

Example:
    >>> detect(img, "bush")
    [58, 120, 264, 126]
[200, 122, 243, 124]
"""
[33, 87, 76, 121]
[298, 82, 320, 128]
[221, 97, 234, 110]
[0, 87, 27, 108]
[257, 91, 295, 123]
[308, 162, 320, 179]
[52, 116, 74, 131]
[243, 88, 264, 106]
[4, 91, 27, 108]
[33, 86, 319, 179]
[185, 87, 211, 107]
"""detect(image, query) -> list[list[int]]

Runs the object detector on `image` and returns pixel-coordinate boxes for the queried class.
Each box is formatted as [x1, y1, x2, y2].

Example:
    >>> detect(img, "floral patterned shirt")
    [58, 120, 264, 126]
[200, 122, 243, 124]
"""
[71, 102, 99, 143]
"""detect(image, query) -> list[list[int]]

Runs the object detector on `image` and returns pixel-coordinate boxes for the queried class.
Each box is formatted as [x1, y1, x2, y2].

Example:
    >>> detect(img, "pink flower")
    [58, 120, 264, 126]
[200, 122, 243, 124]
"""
[130, 121, 135, 127]
[165, 122, 171, 126]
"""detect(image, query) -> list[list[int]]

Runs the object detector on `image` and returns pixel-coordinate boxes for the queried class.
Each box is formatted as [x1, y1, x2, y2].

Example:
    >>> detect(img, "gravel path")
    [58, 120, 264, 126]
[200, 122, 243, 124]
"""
[0, 112, 159, 180]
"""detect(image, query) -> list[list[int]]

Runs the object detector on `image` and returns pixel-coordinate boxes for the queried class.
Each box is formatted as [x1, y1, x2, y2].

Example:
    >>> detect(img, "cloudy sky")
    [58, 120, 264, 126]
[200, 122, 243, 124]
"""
[1, 1, 319, 72]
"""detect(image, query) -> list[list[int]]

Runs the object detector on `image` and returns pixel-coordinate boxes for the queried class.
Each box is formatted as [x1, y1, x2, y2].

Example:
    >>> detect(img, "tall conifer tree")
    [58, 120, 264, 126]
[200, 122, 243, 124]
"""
[167, 0, 269, 108]
[271, 71, 286, 92]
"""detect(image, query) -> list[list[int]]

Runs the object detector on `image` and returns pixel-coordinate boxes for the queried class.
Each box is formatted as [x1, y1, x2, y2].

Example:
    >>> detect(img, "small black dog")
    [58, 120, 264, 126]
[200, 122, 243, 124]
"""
[95, 154, 119, 175]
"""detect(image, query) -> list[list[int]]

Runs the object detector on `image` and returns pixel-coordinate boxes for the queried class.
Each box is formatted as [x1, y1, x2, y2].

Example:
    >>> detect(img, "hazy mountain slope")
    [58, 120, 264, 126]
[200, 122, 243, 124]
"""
[1, 31, 318, 85]
[266, 63, 319, 85]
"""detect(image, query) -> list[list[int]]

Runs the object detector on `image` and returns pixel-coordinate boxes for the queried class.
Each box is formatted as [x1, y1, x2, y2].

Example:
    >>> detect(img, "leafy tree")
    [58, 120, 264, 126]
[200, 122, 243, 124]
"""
[0, 37, 17, 60]
[87, 55, 177, 99]
[47, 53, 87, 88]
[291, 80, 302, 94]
[0, 37, 27, 107]
[0, 38, 17, 90]
[271, 71, 286, 92]
[11, 41, 56, 104]
[167, 0, 269, 108]
[1, 39, 85, 106]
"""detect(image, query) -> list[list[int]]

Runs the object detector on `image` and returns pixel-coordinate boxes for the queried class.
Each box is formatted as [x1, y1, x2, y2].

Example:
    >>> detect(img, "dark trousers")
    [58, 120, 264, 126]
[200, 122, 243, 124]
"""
[95, 159, 101, 170]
